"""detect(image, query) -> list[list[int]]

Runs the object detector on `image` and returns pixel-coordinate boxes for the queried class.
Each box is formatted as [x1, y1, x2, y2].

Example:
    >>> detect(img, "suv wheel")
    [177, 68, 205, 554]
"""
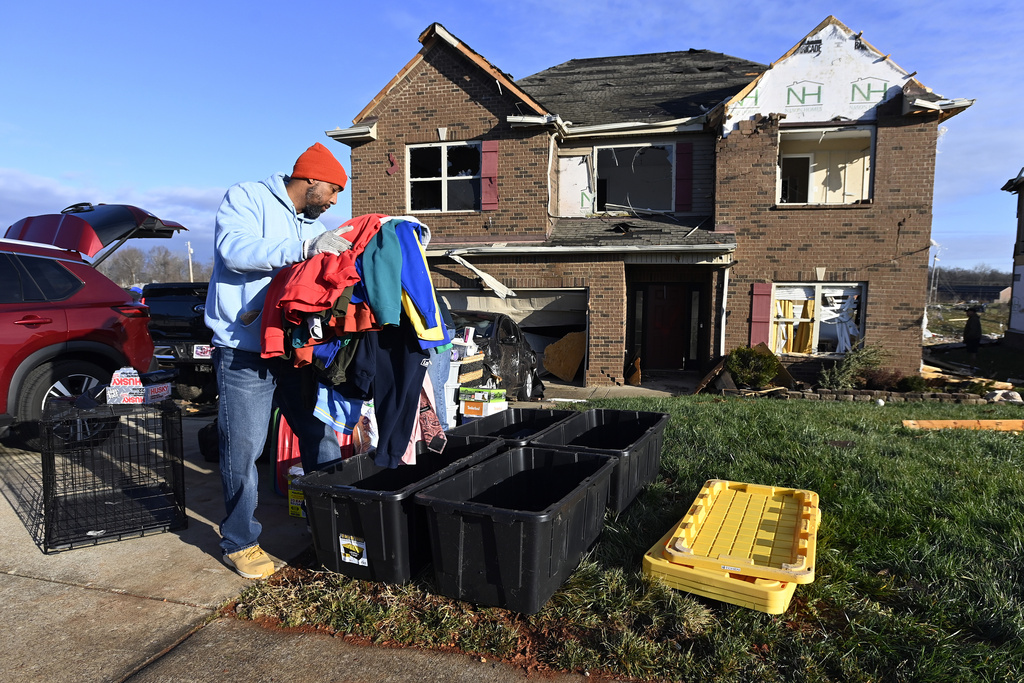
[15, 360, 117, 451]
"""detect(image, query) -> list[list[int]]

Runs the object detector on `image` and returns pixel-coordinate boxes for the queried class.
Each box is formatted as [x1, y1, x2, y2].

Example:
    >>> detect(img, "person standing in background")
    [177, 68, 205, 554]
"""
[963, 306, 983, 373]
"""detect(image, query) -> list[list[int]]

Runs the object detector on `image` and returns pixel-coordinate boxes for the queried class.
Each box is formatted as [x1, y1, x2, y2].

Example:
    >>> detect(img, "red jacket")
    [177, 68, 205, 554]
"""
[261, 214, 387, 358]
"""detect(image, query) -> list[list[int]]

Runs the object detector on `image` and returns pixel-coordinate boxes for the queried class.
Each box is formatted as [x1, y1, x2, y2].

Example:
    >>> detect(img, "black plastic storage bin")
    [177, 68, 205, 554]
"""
[295, 434, 502, 584]
[445, 408, 575, 447]
[413, 447, 616, 614]
[529, 409, 670, 514]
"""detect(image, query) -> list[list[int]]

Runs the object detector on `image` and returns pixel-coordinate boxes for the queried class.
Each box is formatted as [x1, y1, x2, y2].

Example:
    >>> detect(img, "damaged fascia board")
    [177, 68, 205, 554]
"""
[437, 245, 737, 299]
[507, 114, 706, 139]
[445, 253, 516, 299]
[902, 97, 975, 120]
[432, 243, 736, 257]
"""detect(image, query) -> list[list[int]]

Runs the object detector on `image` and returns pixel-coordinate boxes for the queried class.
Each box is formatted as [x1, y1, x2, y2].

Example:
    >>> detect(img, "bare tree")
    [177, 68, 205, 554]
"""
[97, 246, 148, 287]
[147, 245, 187, 282]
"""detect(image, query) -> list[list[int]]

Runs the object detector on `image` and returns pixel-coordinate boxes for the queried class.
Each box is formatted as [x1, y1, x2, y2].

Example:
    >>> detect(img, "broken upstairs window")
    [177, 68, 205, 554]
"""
[409, 142, 482, 211]
[778, 127, 873, 205]
[596, 144, 673, 212]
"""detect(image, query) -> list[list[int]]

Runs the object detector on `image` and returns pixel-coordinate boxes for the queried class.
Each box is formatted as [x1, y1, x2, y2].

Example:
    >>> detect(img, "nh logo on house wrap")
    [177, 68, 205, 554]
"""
[736, 89, 760, 109]
[786, 81, 824, 107]
[850, 77, 889, 104]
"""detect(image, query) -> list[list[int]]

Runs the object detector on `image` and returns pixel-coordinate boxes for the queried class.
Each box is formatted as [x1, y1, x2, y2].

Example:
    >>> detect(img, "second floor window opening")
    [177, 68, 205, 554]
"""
[409, 142, 481, 212]
[596, 144, 674, 213]
[778, 127, 873, 205]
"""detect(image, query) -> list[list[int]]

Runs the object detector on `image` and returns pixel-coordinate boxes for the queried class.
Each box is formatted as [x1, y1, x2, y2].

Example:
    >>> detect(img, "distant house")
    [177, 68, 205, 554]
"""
[935, 283, 1011, 303]
[328, 16, 972, 385]
[1002, 168, 1024, 348]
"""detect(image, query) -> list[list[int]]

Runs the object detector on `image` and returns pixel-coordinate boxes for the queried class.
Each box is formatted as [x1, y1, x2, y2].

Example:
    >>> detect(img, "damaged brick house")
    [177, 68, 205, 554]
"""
[327, 16, 972, 386]
[1002, 168, 1024, 349]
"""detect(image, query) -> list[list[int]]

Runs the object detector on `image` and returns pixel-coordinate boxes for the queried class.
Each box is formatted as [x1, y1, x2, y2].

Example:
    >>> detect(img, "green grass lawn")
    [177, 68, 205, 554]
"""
[927, 302, 1009, 339]
[234, 396, 1024, 682]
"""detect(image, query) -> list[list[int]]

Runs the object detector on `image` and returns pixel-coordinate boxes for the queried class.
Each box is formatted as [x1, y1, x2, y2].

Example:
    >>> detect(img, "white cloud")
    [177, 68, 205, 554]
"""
[0, 168, 224, 265]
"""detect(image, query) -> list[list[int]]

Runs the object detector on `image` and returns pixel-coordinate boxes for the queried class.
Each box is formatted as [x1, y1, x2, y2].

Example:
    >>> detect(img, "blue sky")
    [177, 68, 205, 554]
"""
[2, 1, 1020, 272]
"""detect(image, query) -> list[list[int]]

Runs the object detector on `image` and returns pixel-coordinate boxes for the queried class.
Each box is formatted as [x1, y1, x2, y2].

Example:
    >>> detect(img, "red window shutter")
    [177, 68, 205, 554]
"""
[675, 142, 693, 212]
[481, 140, 499, 211]
[750, 282, 773, 347]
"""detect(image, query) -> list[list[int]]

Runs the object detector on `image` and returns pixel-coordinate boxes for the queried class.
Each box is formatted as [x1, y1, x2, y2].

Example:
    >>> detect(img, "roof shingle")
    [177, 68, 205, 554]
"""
[516, 49, 767, 126]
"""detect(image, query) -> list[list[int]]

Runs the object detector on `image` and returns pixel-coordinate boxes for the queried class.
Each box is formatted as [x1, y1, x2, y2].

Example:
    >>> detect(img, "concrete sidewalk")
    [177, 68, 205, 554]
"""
[0, 373, 698, 682]
[0, 406, 613, 682]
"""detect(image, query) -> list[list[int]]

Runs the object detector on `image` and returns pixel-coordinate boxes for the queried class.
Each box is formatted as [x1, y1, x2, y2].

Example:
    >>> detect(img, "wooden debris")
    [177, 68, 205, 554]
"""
[751, 342, 796, 389]
[902, 420, 1024, 432]
[692, 358, 725, 395]
[543, 331, 586, 382]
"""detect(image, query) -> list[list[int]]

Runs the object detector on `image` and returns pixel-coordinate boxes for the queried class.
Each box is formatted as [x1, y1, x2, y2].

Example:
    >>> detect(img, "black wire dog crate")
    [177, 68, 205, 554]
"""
[11, 401, 187, 553]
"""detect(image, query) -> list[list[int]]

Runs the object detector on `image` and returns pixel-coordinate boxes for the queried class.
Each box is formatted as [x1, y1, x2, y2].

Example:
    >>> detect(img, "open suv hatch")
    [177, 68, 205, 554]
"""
[0, 203, 184, 450]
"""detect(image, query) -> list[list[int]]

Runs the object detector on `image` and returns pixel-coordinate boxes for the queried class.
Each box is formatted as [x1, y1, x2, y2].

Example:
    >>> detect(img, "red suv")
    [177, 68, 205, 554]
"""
[0, 203, 184, 449]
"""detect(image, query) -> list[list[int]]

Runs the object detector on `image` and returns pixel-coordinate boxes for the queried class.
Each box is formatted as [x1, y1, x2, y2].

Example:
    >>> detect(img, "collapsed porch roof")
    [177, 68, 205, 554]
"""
[426, 216, 736, 264]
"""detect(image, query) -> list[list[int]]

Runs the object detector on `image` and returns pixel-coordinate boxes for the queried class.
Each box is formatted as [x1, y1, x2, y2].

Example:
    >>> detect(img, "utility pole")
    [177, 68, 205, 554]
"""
[187, 241, 194, 282]
[928, 244, 941, 305]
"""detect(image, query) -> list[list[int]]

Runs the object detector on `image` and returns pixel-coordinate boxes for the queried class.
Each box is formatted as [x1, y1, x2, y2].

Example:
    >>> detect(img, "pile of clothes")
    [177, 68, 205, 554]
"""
[260, 214, 453, 468]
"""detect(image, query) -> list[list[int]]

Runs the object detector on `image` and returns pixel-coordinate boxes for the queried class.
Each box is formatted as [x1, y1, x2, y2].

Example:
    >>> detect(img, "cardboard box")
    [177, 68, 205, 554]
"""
[104, 367, 171, 404]
[458, 387, 506, 403]
[460, 400, 508, 418]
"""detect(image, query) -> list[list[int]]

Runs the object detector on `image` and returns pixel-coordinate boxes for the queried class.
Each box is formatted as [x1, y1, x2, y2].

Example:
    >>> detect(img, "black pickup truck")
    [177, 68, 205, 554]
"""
[141, 281, 216, 403]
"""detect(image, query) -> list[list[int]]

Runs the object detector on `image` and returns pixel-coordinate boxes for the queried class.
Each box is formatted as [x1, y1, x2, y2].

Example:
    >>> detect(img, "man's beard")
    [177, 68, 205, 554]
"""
[303, 186, 327, 219]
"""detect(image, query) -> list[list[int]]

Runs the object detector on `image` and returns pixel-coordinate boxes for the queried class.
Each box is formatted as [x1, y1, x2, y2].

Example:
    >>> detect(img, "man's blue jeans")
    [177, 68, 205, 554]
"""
[215, 347, 341, 555]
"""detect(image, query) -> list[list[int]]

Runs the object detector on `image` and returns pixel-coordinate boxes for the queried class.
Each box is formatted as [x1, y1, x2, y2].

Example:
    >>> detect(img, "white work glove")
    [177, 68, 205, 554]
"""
[302, 225, 353, 259]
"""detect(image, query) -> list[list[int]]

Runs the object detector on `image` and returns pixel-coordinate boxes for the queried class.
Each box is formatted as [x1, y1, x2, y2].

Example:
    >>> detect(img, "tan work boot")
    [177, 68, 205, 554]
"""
[223, 545, 276, 579]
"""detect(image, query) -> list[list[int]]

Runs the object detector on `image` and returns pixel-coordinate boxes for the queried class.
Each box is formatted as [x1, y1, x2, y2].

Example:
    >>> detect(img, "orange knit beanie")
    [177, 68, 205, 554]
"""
[292, 142, 348, 189]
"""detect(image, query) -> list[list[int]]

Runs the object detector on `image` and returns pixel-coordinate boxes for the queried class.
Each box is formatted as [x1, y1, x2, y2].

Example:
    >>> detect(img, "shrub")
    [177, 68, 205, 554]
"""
[817, 345, 886, 390]
[896, 374, 929, 392]
[725, 346, 781, 388]
[859, 367, 904, 391]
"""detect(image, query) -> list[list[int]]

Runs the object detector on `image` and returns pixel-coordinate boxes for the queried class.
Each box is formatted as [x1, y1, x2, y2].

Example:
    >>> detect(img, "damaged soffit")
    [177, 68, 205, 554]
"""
[427, 215, 735, 254]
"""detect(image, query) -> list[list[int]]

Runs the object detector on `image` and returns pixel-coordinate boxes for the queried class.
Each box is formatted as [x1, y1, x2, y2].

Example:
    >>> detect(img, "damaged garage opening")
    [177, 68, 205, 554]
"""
[438, 288, 589, 381]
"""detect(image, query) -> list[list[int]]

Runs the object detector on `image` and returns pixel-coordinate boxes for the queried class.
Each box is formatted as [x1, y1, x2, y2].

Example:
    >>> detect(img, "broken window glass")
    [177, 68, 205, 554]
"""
[596, 144, 673, 212]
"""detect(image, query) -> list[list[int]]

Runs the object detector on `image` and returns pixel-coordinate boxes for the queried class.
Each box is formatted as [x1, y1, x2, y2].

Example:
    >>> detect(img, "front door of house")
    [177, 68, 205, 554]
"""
[635, 283, 703, 370]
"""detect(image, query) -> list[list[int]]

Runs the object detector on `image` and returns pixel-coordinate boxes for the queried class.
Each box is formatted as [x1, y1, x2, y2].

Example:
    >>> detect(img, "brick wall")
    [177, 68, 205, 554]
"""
[349, 41, 551, 241]
[716, 103, 939, 376]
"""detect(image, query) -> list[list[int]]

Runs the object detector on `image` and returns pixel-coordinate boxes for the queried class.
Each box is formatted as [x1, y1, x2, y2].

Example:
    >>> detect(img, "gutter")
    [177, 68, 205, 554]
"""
[905, 97, 975, 111]
[326, 119, 378, 146]
[902, 97, 975, 122]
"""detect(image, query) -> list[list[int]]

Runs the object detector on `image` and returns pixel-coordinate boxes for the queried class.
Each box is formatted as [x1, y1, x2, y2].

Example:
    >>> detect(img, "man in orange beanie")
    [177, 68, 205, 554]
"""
[205, 142, 352, 579]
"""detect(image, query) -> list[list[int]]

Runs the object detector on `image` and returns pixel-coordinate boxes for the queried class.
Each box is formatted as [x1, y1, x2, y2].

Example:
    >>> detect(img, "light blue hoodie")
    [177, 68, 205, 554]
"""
[204, 173, 330, 352]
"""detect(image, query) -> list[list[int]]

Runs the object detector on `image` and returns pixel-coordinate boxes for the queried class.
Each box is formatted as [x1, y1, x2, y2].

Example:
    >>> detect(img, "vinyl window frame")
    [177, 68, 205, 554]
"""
[594, 141, 676, 213]
[770, 282, 866, 356]
[406, 141, 483, 213]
